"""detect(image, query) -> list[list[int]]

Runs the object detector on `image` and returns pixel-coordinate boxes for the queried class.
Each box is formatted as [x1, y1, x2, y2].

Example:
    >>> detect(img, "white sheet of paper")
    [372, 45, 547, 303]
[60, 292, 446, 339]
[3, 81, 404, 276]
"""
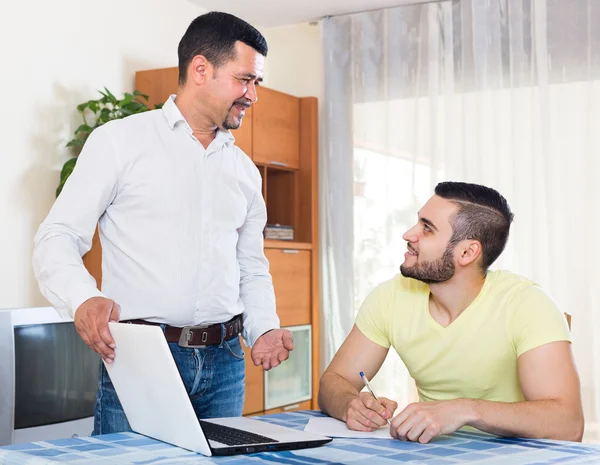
[304, 416, 392, 439]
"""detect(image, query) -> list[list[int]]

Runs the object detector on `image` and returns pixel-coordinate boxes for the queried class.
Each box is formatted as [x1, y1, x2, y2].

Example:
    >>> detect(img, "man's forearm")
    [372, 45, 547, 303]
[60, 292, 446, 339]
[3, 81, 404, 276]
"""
[467, 398, 584, 442]
[318, 372, 359, 421]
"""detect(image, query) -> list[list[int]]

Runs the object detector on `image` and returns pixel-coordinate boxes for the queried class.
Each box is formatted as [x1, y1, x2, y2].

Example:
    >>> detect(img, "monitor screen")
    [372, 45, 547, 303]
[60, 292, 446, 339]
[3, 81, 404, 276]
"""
[14, 322, 98, 429]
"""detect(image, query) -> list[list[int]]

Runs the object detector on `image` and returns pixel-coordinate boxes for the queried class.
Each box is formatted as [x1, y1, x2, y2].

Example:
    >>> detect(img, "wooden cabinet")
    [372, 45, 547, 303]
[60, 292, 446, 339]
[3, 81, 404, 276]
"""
[242, 340, 264, 415]
[82, 227, 102, 290]
[265, 249, 311, 327]
[234, 105, 253, 157]
[264, 400, 312, 415]
[135, 67, 178, 108]
[252, 87, 300, 169]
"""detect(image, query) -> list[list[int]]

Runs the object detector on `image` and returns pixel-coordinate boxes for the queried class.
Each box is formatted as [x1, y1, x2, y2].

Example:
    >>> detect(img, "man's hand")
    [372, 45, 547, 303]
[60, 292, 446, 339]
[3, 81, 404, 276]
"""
[345, 392, 398, 432]
[74, 297, 121, 363]
[251, 329, 294, 370]
[390, 399, 473, 443]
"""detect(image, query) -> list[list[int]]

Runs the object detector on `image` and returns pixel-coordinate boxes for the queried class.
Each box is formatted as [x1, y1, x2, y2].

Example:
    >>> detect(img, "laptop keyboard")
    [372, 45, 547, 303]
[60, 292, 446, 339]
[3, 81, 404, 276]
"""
[199, 420, 279, 446]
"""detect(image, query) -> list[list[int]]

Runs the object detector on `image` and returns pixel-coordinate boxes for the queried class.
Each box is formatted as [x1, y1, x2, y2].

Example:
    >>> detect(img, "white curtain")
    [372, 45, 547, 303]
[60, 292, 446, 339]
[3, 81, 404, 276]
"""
[321, 0, 600, 442]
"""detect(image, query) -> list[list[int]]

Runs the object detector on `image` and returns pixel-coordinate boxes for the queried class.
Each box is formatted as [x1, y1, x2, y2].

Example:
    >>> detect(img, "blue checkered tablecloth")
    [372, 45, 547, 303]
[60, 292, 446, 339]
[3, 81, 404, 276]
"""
[1, 411, 599, 464]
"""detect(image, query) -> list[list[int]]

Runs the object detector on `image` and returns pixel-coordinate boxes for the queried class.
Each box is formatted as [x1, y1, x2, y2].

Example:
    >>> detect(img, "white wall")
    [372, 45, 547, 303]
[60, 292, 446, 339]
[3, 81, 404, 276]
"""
[0, 0, 206, 309]
[261, 23, 323, 101]
[0, 4, 322, 310]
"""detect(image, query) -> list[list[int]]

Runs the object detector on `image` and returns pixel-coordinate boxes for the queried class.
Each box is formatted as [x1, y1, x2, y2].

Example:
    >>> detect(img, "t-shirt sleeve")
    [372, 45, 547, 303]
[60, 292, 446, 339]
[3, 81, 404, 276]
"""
[509, 285, 571, 357]
[354, 280, 394, 348]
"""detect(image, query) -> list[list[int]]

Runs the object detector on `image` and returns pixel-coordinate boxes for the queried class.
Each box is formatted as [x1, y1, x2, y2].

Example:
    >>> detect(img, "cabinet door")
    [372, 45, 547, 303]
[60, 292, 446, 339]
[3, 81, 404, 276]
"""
[265, 249, 310, 326]
[232, 105, 252, 158]
[253, 87, 300, 169]
[263, 324, 312, 410]
[242, 340, 264, 415]
[83, 227, 102, 289]
[264, 400, 312, 415]
[135, 67, 178, 109]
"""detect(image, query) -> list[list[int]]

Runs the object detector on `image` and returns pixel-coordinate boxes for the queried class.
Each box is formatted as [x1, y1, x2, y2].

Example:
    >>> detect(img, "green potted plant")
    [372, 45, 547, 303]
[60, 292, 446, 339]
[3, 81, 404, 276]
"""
[57, 88, 161, 197]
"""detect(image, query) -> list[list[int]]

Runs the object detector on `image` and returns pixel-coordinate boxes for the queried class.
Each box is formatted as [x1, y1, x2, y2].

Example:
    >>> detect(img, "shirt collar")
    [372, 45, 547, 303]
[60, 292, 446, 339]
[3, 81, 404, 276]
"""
[161, 95, 235, 147]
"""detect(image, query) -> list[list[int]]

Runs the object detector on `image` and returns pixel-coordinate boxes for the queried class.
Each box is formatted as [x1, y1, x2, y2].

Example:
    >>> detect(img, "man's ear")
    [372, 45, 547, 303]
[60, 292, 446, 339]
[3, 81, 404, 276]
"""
[188, 55, 210, 86]
[457, 240, 482, 267]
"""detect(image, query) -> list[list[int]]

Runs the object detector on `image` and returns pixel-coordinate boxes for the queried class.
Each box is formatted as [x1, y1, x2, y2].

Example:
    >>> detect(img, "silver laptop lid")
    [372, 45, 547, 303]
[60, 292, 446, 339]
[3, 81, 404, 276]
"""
[105, 322, 212, 455]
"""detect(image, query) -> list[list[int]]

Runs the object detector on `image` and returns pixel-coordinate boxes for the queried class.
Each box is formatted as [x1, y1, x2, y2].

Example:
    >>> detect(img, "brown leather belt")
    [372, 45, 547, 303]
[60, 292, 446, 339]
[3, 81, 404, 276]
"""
[121, 315, 243, 348]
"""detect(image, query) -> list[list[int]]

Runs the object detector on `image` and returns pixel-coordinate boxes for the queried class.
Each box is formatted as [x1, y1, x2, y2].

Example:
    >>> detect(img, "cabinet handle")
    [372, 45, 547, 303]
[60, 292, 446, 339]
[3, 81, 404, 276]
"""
[269, 161, 288, 167]
[283, 403, 300, 411]
[282, 249, 299, 254]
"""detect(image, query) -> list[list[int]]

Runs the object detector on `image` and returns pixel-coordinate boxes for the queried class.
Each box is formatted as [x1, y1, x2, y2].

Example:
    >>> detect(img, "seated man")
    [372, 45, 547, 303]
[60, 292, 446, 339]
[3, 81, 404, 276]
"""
[318, 181, 583, 443]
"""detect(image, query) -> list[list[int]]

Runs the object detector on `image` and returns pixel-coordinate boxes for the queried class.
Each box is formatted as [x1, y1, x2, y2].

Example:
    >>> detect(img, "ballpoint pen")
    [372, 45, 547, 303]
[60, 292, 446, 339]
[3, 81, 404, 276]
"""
[360, 371, 392, 426]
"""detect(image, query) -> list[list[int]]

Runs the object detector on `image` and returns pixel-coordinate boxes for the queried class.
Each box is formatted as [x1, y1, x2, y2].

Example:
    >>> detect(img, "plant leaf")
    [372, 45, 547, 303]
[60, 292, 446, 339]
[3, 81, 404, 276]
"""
[57, 157, 78, 197]
[104, 87, 119, 104]
[133, 90, 149, 101]
[66, 139, 85, 148]
[74, 124, 92, 134]
[99, 107, 111, 120]
[60, 156, 77, 177]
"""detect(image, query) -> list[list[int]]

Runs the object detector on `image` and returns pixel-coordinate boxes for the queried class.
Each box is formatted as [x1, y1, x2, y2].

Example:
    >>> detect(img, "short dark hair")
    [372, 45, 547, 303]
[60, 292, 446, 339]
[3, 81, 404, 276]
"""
[177, 11, 268, 86]
[434, 181, 514, 271]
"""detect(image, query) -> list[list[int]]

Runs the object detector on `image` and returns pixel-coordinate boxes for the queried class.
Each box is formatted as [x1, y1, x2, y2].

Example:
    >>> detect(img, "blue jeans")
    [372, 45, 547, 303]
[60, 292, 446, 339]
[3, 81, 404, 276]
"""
[92, 329, 246, 435]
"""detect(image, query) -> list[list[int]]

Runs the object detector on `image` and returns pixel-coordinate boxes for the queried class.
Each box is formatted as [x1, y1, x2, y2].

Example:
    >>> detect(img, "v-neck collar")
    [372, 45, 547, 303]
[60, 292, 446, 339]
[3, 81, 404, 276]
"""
[424, 273, 495, 334]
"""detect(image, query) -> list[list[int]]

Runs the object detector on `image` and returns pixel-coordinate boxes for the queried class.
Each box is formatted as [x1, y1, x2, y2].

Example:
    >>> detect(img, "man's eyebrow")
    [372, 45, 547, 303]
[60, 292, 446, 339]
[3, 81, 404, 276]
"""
[237, 73, 263, 82]
[420, 216, 439, 232]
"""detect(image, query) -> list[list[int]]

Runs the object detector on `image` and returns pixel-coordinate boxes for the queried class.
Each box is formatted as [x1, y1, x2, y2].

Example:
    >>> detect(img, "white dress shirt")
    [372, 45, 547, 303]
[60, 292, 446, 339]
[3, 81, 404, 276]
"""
[33, 95, 279, 347]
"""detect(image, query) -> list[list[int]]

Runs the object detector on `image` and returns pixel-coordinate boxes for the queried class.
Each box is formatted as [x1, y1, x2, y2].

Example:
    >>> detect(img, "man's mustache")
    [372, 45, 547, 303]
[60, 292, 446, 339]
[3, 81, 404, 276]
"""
[232, 100, 251, 108]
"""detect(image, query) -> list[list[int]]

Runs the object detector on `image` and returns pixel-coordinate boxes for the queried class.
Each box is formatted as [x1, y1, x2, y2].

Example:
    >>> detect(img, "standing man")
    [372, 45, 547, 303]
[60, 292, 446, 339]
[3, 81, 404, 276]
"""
[33, 12, 293, 435]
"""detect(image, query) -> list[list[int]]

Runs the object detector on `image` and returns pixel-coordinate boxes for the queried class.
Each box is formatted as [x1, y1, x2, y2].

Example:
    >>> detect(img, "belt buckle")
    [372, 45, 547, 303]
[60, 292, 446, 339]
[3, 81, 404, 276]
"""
[178, 323, 210, 348]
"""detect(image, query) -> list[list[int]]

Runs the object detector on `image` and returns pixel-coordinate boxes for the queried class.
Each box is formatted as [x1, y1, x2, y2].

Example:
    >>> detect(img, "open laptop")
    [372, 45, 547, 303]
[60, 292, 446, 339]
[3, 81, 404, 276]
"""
[104, 322, 332, 456]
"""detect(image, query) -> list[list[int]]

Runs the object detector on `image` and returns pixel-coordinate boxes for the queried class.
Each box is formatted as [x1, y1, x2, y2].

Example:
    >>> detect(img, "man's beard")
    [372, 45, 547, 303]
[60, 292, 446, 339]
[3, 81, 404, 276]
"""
[222, 100, 249, 130]
[400, 244, 456, 284]
[223, 112, 241, 130]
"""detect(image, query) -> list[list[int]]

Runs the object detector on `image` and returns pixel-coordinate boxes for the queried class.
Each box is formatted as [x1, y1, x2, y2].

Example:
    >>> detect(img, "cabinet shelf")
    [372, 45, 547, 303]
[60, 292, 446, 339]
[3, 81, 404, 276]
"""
[254, 162, 298, 172]
[263, 240, 312, 250]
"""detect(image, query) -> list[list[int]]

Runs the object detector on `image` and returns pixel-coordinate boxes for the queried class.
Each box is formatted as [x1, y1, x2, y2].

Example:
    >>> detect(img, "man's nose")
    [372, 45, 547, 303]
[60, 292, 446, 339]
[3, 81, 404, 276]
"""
[245, 82, 258, 104]
[402, 225, 419, 242]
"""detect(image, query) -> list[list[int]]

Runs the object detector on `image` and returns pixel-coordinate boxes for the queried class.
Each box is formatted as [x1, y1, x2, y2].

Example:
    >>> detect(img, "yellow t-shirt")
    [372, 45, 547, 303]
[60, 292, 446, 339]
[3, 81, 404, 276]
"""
[355, 270, 571, 403]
